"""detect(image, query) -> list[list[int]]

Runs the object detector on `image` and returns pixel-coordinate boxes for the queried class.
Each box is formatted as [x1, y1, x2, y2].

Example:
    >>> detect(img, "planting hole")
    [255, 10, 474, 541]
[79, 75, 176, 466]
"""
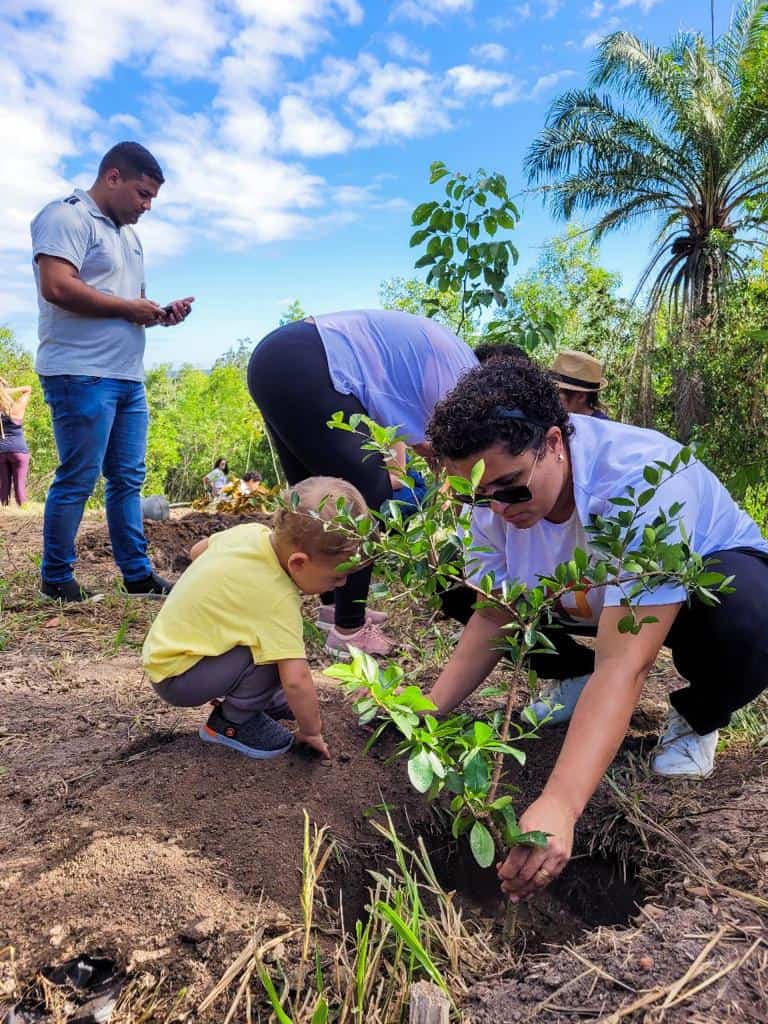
[324, 823, 646, 948]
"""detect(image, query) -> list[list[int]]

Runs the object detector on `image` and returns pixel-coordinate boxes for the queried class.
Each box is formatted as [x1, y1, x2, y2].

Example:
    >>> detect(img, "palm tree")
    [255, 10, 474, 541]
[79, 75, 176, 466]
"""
[526, 0, 768, 437]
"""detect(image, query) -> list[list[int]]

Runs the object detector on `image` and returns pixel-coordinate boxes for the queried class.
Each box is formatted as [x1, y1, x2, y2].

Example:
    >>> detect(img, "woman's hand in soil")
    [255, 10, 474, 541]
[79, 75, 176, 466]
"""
[295, 732, 331, 759]
[496, 794, 575, 901]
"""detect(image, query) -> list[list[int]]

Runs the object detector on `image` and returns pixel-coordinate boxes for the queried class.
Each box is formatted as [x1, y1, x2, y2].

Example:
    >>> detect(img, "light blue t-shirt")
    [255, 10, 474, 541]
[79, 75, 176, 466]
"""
[31, 188, 146, 381]
[466, 414, 768, 619]
[314, 309, 477, 444]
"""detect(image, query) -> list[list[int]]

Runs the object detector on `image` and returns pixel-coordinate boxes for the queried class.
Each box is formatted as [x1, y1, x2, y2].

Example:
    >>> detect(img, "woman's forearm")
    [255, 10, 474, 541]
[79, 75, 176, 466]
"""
[542, 663, 644, 818]
[428, 611, 507, 713]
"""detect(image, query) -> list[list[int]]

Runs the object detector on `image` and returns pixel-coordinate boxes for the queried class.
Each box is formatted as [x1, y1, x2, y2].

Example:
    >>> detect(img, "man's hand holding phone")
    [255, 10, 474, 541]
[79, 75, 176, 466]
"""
[159, 296, 195, 326]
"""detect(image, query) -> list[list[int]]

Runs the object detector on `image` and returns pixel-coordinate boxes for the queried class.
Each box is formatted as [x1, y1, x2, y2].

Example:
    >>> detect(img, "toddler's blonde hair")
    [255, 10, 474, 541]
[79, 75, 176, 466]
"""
[273, 476, 367, 558]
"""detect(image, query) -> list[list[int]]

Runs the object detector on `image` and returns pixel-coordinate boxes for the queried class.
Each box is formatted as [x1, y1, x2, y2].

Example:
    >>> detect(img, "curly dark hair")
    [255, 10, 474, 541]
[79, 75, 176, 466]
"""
[427, 360, 572, 461]
[474, 342, 532, 365]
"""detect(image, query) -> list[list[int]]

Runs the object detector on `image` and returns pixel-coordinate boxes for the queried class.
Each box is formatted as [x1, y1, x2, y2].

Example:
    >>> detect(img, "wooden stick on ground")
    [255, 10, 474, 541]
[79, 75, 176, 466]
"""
[409, 980, 451, 1024]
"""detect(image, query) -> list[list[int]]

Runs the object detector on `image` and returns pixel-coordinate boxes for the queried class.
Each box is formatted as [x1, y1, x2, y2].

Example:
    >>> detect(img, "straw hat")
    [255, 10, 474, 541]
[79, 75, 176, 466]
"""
[550, 350, 607, 392]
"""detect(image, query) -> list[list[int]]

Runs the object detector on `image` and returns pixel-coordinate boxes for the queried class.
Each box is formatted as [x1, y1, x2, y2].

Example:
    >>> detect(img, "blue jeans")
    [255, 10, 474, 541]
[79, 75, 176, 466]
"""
[40, 375, 152, 583]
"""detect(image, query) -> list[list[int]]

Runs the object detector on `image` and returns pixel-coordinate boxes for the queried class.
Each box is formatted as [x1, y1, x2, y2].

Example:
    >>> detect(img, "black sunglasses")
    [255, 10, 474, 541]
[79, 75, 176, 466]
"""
[466, 483, 534, 507]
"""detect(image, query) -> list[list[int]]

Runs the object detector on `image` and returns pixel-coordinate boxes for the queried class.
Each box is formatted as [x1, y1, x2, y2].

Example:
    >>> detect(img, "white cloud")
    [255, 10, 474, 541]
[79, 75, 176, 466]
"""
[219, 102, 274, 154]
[333, 57, 449, 141]
[470, 42, 508, 63]
[582, 16, 621, 47]
[0, 0, 373, 293]
[393, 0, 473, 25]
[446, 65, 515, 96]
[529, 68, 577, 98]
[541, 0, 563, 17]
[305, 56, 361, 99]
[3, 0, 552, 323]
[616, 0, 662, 11]
[278, 96, 353, 156]
[385, 34, 430, 64]
[588, 0, 605, 15]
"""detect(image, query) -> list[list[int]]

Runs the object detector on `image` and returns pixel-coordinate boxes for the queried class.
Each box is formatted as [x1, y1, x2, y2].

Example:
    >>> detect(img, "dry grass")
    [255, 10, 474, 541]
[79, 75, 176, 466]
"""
[199, 812, 507, 1024]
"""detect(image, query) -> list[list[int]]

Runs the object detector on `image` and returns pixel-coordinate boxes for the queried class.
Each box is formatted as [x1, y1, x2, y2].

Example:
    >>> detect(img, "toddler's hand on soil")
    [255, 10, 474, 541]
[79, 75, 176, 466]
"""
[497, 794, 575, 902]
[295, 732, 331, 759]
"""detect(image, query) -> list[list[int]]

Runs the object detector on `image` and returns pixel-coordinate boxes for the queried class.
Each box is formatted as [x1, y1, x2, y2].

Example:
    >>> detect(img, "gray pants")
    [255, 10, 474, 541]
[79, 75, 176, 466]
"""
[153, 646, 288, 724]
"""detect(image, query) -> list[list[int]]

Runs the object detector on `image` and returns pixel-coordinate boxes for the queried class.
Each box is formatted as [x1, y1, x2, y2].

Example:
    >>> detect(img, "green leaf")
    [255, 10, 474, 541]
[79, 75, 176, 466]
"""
[409, 228, 430, 247]
[469, 820, 495, 868]
[412, 201, 438, 225]
[257, 964, 295, 1024]
[698, 572, 726, 586]
[445, 771, 464, 794]
[390, 709, 416, 738]
[513, 829, 548, 848]
[374, 902, 448, 990]
[429, 164, 449, 184]
[643, 466, 660, 486]
[473, 720, 494, 745]
[463, 752, 490, 793]
[408, 750, 435, 793]
[311, 998, 329, 1024]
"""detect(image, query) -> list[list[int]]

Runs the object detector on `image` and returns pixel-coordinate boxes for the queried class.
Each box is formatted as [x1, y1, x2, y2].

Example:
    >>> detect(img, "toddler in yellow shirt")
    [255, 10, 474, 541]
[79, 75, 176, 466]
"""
[143, 476, 366, 760]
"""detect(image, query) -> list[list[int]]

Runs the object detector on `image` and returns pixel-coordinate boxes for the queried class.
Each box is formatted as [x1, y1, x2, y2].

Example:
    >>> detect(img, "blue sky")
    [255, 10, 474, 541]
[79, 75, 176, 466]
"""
[0, 0, 729, 368]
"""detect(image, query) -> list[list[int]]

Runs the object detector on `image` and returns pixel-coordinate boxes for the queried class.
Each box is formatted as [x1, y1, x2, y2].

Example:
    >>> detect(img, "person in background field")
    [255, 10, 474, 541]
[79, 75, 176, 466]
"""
[204, 457, 229, 497]
[31, 141, 195, 603]
[426, 359, 768, 903]
[248, 309, 477, 657]
[239, 471, 265, 496]
[143, 477, 367, 761]
[0, 378, 32, 507]
[550, 350, 610, 418]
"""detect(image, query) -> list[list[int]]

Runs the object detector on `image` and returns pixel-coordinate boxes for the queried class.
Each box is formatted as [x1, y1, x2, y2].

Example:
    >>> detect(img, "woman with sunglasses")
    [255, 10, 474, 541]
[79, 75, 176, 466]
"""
[425, 359, 768, 903]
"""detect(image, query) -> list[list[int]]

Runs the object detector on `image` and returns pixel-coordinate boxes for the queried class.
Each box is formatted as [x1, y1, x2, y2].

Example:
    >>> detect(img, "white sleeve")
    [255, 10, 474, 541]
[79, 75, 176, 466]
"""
[602, 467, 698, 608]
[461, 508, 509, 589]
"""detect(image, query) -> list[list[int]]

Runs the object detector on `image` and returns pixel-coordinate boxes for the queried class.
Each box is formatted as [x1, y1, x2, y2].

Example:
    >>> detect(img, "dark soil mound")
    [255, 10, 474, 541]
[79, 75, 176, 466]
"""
[78, 510, 271, 574]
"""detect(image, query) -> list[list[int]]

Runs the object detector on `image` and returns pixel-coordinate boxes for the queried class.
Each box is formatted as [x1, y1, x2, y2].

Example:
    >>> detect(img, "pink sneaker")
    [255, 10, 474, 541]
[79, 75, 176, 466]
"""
[317, 605, 388, 632]
[326, 621, 394, 657]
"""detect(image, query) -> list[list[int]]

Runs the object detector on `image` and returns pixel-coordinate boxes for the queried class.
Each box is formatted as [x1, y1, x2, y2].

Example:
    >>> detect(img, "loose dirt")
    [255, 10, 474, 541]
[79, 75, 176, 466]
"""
[1, 509, 766, 1022]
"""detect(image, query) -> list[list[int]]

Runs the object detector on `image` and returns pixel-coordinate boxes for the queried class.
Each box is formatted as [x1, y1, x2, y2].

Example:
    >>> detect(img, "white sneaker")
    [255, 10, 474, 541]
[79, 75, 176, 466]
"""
[651, 707, 718, 779]
[521, 674, 591, 726]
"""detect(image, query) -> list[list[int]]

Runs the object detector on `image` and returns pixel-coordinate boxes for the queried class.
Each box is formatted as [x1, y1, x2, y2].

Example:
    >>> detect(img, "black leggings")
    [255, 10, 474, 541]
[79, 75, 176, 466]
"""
[248, 320, 392, 629]
[439, 547, 768, 736]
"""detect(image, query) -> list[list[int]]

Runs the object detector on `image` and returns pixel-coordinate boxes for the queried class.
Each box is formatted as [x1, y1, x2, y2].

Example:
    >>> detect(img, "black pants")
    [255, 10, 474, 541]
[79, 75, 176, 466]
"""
[248, 320, 392, 629]
[439, 547, 768, 736]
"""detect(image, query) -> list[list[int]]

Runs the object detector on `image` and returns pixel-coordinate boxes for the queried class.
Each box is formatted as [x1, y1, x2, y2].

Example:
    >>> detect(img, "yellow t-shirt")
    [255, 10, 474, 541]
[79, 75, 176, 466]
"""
[142, 524, 305, 683]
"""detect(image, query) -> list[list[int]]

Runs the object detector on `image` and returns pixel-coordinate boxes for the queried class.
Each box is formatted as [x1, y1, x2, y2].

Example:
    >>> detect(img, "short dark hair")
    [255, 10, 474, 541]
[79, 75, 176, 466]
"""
[427, 360, 572, 461]
[474, 342, 532, 365]
[98, 142, 165, 185]
[242, 471, 262, 482]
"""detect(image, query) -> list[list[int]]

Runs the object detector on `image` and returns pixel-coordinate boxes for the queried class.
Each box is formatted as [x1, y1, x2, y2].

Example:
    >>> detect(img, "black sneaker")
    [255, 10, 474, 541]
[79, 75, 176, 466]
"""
[263, 700, 295, 721]
[199, 705, 293, 759]
[122, 572, 173, 598]
[41, 578, 103, 603]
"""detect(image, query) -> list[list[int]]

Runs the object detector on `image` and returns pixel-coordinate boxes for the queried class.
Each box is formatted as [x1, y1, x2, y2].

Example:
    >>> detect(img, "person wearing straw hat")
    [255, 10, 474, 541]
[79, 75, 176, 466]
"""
[550, 351, 609, 419]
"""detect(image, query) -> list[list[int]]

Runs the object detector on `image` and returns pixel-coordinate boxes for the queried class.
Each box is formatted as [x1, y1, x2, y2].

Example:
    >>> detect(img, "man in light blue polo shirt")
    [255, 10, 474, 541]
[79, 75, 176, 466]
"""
[31, 141, 194, 602]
